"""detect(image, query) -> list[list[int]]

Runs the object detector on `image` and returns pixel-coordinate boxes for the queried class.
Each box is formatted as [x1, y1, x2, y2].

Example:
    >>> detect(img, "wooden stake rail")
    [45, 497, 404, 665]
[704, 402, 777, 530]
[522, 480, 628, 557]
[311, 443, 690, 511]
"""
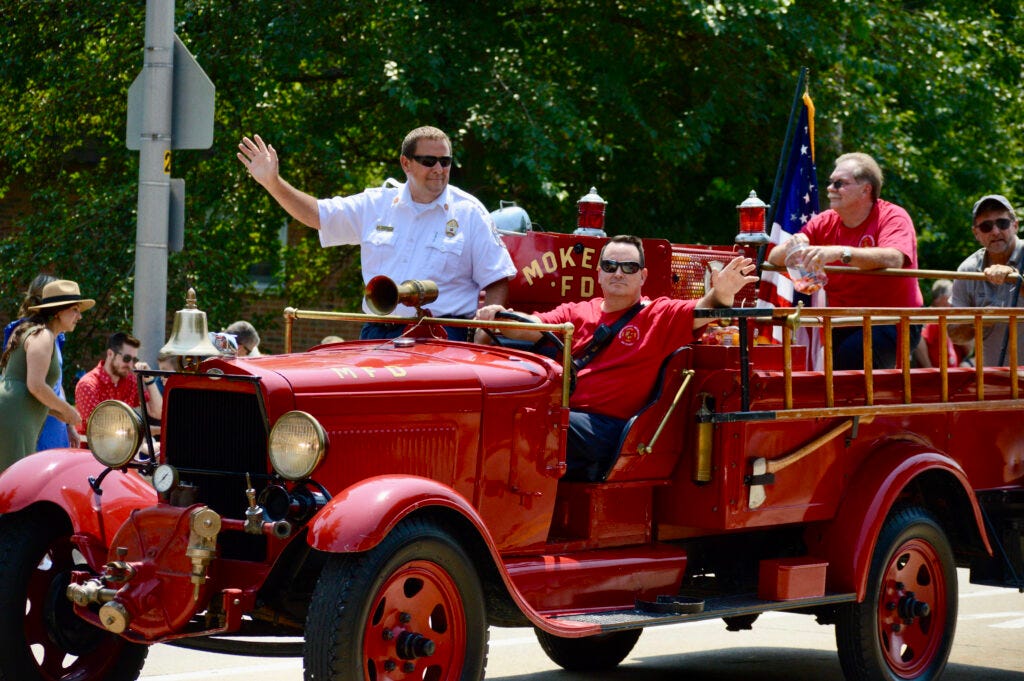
[762, 262, 1023, 282]
[764, 306, 1021, 411]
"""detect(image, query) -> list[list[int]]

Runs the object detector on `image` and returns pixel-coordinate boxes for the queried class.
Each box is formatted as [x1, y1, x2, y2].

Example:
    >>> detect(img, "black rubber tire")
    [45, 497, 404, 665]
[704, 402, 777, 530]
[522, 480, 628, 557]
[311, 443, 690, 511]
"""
[304, 518, 488, 680]
[0, 511, 149, 681]
[835, 506, 957, 681]
[534, 627, 642, 671]
[723, 613, 760, 631]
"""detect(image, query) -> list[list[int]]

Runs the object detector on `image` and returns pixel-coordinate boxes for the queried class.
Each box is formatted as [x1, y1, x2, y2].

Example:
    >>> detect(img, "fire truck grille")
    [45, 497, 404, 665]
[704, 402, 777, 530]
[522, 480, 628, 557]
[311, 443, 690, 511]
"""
[163, 387, 268, 521]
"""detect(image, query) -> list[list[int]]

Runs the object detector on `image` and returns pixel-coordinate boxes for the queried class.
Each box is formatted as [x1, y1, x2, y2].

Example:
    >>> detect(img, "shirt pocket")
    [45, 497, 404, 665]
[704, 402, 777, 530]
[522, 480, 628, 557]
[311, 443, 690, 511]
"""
[426, 232, 466, 273]
[363, 228, 398, 273]
[973, 285, 1003, 308]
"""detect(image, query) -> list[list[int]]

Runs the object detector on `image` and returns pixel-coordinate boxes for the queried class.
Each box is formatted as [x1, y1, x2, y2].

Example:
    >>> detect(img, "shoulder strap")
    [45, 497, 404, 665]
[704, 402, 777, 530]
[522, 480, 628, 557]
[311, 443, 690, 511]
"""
[572, 301, 646, 371]
[1, 322, 43, 372]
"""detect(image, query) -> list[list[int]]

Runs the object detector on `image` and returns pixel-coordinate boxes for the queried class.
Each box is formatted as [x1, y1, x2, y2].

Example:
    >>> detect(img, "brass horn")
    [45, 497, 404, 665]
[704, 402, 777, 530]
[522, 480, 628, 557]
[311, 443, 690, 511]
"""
[364, 276, 439, 315]
[160, 288, 221, 365]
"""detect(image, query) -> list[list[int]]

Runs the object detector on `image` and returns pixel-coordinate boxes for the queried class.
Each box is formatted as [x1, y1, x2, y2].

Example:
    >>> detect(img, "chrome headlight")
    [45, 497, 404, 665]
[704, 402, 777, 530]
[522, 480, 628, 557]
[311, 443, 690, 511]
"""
[269, 411, 327, 480]
[87, 400, 143, 468]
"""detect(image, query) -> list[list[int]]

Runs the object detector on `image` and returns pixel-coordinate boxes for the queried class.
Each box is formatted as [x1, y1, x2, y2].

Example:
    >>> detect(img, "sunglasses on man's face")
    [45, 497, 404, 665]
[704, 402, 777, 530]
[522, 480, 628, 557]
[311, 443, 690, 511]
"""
[410, 155, 453, 168]
[119, 352, 138, 364]
[599, 259, 642, 274]
[975, 217, 1014, 233]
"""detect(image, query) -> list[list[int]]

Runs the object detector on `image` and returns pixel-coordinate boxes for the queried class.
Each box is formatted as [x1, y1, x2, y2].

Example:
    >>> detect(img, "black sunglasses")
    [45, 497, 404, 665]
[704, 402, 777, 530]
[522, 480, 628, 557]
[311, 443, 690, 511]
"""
[827, 178, 857, 190]
[410, 155, 453, 168]
[975, 217, 1014, 233]
[599, 259, 642, 274]
[119, 351, 138, 364]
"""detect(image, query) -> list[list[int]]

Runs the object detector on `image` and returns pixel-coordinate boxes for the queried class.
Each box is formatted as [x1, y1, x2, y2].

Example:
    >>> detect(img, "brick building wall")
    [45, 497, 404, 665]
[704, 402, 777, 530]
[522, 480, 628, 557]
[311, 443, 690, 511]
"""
[243, 296, 364, 354]
[0, 187, 31, 239]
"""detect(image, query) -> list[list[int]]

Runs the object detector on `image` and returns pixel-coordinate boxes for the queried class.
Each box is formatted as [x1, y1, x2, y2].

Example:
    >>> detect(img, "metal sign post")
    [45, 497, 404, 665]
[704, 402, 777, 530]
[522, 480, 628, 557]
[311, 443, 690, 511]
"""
[126, 0, 214, 365]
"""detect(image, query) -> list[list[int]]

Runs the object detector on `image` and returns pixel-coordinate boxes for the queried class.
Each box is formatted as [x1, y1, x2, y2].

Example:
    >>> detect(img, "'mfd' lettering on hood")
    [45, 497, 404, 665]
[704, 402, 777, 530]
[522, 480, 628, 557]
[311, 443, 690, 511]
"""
[519, 245, 599, 299]
[331, 366, 408, 380]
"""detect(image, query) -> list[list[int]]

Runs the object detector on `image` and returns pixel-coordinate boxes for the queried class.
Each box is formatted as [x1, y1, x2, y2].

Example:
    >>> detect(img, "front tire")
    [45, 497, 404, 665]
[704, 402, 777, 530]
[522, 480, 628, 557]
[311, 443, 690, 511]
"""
[835, 506, 957, 681]
[0, 510, 148, 681]
[304, 519, 488, 681]
[534, 628, 642, 671]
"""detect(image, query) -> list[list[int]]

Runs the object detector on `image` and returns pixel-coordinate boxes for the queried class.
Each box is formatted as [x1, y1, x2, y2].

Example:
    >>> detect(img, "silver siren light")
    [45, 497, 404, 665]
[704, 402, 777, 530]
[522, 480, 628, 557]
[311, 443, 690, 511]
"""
[490, 200, 532, 234]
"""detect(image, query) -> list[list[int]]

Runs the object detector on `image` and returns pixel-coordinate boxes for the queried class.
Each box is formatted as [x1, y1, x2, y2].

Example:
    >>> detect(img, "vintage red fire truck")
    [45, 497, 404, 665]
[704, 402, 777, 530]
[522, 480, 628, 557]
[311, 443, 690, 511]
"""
[0, 201, 1021, 681]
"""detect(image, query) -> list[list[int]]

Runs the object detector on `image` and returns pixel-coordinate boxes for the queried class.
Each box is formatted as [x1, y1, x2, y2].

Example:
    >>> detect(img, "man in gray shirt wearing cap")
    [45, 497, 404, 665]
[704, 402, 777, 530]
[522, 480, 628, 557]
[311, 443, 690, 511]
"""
[950, 194, 1024, 366]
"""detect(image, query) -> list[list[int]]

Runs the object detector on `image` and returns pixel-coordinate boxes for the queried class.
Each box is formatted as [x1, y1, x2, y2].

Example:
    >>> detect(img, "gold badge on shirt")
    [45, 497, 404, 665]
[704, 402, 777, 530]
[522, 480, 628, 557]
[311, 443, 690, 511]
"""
[445, 219, 459, 237]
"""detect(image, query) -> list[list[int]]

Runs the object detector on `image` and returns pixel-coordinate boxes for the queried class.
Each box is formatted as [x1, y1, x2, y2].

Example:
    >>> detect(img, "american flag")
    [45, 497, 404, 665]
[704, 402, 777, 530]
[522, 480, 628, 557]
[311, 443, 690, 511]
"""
[759, 91, 821, 342]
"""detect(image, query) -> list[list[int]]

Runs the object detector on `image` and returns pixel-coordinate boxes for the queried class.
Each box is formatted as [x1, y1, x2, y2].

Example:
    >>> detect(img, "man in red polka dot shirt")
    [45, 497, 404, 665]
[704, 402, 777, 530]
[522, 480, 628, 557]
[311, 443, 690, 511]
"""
[74, 332, 163, 435]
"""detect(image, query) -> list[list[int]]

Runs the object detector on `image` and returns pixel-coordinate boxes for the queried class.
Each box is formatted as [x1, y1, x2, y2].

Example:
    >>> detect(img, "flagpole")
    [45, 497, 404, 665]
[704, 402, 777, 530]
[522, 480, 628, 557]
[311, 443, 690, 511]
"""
[768, 67, 808, 224]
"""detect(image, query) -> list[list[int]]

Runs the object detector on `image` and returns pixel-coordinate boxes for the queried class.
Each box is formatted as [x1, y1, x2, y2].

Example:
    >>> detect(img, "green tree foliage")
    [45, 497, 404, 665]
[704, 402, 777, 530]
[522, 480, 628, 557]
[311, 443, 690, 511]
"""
[2, 0, 1023, 376]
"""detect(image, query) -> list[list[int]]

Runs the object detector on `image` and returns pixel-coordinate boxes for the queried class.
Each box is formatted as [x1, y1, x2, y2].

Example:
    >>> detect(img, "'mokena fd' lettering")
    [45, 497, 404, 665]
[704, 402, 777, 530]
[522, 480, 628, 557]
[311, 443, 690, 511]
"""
[520, 246, 598, 298]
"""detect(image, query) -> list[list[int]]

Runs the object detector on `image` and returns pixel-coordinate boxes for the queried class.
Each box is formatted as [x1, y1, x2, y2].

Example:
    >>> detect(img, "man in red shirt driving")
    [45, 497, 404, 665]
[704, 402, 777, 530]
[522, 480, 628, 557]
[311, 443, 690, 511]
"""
[476, 234, 757, 481]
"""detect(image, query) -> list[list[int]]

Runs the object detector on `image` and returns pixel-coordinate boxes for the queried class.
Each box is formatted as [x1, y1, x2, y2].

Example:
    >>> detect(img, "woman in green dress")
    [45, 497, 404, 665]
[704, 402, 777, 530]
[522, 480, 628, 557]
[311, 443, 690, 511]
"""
[0, 279, 93, 473]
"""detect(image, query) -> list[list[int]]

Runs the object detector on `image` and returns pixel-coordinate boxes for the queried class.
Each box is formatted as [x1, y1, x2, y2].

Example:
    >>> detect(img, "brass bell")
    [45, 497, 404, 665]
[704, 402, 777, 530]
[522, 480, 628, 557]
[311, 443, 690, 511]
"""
[364, 276, 439, 316]
[160, 288, 221, 365]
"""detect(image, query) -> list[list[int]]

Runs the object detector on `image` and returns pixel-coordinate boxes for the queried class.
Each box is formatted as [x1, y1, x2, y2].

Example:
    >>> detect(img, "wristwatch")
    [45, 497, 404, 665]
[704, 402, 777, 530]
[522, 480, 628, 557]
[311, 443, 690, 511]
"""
[840, 247, 852, 265]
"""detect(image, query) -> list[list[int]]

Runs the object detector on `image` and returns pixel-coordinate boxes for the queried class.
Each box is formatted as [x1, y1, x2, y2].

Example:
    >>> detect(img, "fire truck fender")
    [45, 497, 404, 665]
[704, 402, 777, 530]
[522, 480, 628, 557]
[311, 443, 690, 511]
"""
[0, 449, 156, 549]
[307, 475, 610, 635]
[807, 446, 991, 600]
[307, 474, 497, 554]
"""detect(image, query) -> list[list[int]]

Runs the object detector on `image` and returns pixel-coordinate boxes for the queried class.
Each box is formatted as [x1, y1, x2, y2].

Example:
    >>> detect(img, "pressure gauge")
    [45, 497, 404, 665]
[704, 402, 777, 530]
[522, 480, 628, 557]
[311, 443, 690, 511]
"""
[152, 464, 179, 494]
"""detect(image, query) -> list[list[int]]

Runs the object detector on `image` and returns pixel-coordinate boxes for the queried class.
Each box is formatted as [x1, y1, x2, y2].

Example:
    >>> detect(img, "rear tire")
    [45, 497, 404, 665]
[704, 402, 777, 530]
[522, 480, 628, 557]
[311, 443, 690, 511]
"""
[835, 506, 957, 681]
[304, 519, 488, 680]
[534, 628, 642, 671]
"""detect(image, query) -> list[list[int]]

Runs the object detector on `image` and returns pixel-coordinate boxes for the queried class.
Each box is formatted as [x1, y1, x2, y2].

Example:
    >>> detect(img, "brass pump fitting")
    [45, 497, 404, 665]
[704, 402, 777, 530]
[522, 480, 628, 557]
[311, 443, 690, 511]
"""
[185, 506, 222, 600]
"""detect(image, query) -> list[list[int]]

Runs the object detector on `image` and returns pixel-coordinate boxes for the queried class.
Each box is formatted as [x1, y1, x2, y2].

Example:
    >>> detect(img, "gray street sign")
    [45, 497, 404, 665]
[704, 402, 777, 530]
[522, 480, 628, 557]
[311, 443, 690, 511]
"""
[126, 34, 214, 150]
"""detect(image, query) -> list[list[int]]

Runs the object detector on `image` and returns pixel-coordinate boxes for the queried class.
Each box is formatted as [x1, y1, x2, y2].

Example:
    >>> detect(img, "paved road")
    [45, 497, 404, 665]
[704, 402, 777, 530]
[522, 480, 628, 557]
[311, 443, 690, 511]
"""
[139, 569, 1022, 680]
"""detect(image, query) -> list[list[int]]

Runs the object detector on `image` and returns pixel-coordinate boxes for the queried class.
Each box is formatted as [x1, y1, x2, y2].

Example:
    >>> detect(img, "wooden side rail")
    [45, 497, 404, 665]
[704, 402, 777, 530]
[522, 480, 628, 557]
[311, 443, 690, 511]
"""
[697, 306, 1024, 417]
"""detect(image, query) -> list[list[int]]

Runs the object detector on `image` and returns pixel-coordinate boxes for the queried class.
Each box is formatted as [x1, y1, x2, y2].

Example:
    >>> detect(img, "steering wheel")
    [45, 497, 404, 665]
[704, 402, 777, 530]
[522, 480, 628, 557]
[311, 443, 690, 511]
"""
[487, 311, 575, 393]
[485, 310, 566, 357]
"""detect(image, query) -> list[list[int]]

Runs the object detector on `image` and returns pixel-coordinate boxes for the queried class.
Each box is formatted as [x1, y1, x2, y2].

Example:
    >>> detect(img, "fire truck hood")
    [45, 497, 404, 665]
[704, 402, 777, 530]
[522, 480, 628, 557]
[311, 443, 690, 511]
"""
[202, 339, 559, 397]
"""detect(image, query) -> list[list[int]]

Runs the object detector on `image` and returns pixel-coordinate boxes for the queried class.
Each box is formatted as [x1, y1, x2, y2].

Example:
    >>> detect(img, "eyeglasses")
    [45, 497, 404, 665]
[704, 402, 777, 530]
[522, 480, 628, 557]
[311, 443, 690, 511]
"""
[599, 259, 642, 274]
[827, 178, 858, 190]
[410, 155, 453, 168]
[119, 352, 138, 364]
[975, 217, 1014, 233]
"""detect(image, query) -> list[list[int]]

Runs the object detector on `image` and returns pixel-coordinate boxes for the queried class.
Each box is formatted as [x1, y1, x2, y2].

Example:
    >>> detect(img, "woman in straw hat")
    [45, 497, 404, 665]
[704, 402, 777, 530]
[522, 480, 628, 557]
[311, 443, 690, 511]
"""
[2, 273, 81, 451]
[0, 280, 93, 472]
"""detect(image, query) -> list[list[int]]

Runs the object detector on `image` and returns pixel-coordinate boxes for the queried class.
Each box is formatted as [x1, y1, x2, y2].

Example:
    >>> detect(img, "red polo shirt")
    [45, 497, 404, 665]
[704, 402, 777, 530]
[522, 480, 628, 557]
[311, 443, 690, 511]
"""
[74, 361, 143, 434]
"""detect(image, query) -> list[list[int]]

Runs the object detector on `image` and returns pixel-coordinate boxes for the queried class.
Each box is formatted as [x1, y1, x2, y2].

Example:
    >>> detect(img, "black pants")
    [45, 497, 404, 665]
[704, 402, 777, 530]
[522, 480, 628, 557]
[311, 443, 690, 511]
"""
[564, 410, 628, 482]
[832, 324, 922, 370]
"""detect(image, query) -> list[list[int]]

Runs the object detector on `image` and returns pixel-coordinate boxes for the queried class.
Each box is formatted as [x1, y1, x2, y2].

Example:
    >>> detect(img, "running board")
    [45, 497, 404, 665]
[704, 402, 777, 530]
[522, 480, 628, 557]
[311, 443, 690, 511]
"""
[546, 592, 857, 632]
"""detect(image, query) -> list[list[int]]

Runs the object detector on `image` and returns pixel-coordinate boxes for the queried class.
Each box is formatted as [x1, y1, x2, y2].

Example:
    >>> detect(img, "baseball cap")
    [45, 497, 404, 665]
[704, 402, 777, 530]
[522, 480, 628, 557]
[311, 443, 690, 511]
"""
[972, 194, 1016, 220]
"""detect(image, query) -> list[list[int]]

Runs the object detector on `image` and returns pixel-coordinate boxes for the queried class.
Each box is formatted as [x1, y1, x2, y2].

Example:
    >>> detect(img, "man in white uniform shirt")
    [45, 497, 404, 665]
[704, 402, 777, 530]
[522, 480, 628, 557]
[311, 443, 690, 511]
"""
[238, 126, 516, 340]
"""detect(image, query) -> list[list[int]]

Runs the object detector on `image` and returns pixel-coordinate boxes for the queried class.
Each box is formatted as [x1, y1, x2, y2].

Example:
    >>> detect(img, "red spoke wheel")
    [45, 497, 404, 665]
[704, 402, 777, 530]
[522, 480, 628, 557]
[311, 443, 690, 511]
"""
[362, 560, 467, 678]
[836, 506, 957, 681]
[0, 510, 148, 681]
[874, 537, 948, 677]
[305, 519, 488, 681]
